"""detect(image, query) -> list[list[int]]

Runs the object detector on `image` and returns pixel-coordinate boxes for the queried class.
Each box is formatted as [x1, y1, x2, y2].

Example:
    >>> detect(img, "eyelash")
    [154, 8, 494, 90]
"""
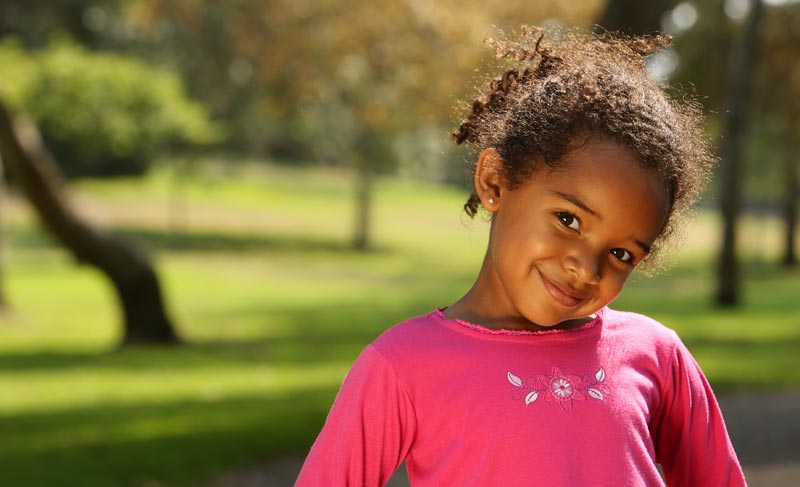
[610, 248, 634, 264]
[556, 211, 635, 265]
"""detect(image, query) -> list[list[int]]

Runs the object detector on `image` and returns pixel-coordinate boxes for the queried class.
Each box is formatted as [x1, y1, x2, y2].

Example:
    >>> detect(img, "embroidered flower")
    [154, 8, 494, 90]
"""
[550, 377, 574, 399]
[507, 366, 610, 412]
[540, 368, 585, 411]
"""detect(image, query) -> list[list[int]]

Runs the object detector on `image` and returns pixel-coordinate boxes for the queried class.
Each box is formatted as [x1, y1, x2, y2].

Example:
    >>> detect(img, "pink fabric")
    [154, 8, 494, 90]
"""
[296, 308, 746, 486]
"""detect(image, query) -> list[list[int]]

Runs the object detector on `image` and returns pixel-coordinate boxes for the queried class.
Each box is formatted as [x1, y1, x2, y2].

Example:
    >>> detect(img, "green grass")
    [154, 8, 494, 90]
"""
[0, 159, 797, 486]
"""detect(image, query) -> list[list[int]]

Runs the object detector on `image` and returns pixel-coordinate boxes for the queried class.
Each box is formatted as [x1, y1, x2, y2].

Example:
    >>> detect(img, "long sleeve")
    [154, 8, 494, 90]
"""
[296, 345, 417, 487]
[651, 337, 747, 486]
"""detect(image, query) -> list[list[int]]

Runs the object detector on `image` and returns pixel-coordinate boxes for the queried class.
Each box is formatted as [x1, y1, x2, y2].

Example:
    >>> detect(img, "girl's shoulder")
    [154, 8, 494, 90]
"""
[371, 309, 450, 350]
[603, 307, 686, 351]
[604, 307, 674, 329]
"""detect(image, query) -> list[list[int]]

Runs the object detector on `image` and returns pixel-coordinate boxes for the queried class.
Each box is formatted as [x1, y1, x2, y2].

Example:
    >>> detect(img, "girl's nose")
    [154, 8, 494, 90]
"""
[564, 252, 601, 285]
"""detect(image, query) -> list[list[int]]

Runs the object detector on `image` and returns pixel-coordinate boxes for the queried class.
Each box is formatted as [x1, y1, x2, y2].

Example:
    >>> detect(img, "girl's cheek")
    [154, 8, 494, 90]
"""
[614, 272, 634, 290]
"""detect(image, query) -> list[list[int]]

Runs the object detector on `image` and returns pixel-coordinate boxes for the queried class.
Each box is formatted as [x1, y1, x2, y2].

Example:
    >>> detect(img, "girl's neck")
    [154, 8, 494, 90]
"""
[444, 291, 594, 333]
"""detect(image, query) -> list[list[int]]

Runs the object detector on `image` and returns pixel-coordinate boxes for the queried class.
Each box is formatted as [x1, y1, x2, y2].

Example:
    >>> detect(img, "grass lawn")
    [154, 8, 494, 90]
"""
[0, 160, 797, 486]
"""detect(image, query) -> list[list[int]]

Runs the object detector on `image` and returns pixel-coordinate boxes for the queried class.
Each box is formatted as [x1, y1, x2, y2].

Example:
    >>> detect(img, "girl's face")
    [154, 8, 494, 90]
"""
[474, 137, 670, 330]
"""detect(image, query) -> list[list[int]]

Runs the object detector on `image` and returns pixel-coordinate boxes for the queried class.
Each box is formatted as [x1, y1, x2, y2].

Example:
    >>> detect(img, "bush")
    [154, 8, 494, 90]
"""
[0, 38, 222, 178]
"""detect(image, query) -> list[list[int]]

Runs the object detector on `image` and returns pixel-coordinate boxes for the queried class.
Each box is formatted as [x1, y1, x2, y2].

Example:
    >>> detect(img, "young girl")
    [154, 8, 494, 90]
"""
[297, 27, 746, 486]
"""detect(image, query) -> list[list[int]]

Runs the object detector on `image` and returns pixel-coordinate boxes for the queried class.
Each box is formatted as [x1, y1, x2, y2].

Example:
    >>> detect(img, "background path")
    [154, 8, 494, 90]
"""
[719, 390, 800, 486]
[201, 390, 800, 487]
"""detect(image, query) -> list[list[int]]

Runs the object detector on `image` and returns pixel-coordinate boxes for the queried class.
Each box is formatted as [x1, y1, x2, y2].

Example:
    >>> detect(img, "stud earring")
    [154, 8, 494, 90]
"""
[488, 198, 494, 204]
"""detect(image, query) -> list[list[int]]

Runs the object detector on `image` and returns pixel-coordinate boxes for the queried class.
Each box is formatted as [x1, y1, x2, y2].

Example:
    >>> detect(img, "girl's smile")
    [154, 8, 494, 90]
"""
[446, 136, 670, 332]
[537, 268, 588, 308]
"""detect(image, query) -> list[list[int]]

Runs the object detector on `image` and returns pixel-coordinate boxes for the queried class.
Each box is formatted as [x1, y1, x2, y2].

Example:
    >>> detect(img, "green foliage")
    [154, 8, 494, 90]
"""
[119, 0, 603, 168]
[0, 38, 38, 106]
[0, 37, 222, 178]
[0, 160, 798, 486]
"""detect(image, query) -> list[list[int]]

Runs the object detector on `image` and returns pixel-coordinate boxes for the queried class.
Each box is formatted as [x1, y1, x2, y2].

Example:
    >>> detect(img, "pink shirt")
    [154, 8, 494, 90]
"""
[297, 307, 746, 486]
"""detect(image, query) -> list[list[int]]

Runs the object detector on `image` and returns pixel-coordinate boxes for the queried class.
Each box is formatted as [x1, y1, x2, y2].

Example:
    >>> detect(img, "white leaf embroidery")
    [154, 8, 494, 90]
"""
[507, 372, 523, 387]
[525, 391, 539, 405]
[588, 388, 604, 401]
[595, 367, 606, 383]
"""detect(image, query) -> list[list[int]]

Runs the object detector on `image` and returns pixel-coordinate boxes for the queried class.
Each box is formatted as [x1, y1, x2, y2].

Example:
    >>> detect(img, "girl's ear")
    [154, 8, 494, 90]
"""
[474, 148, 506, 212]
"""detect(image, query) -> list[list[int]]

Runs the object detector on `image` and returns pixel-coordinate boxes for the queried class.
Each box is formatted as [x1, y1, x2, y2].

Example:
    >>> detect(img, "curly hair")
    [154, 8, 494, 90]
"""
[453, 27, 715, 271]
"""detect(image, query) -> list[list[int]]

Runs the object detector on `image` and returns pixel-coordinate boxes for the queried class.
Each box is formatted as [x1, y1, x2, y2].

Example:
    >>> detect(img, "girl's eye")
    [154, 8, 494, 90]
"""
[557, 212, 580, 231]
[610, 248, 634, 264]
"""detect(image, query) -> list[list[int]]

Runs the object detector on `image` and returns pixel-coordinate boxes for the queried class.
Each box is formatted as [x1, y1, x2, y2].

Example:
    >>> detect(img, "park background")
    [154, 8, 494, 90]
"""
[0, 0, 798, 486]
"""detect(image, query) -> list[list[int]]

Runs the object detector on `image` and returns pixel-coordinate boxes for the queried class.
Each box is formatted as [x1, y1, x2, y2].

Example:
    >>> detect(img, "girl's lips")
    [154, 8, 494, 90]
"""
[538, 270, 586, 308]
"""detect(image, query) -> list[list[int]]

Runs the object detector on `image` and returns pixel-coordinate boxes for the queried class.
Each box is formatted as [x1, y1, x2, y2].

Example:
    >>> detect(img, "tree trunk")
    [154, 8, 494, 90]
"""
[596, 0, 674, 35]
[716, 1, 764, 306]
[353, 161, 372, 251]
[783, 111, 798, 267]
[0, 100, 179, 346]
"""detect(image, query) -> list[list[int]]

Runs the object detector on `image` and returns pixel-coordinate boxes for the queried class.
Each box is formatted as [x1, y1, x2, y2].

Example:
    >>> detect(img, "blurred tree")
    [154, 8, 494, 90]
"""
[597, 0, 674, 34]
[716, 0, 764, 306]
[0, 0, 111, 48]
[121, 0, 602, 153]
[0, 99, 180, 346]
[751, 2, 800, 267]
[0, 39, 220, 179]
[657, 0, 800, 281]
[667, 1, 732, 126]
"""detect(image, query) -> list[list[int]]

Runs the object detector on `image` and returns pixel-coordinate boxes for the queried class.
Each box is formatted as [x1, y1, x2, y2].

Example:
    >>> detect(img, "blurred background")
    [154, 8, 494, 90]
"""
[0, 0, 797, 486]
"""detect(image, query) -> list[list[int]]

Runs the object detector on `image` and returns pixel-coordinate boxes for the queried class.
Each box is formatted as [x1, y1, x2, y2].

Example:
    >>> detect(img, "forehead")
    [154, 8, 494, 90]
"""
[532, 138, 670, 235]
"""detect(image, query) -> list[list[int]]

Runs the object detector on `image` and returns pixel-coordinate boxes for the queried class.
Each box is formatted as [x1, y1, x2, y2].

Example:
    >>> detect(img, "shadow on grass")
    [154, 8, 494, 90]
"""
[8, 224, 395, 255]
[0, 296, 449, 374]
[118, 228, 363, 254]
[0, 389, 335, 487]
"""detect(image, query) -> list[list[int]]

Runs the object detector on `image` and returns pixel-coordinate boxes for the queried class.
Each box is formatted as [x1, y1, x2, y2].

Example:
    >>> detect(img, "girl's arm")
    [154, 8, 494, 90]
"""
[651, 337, 747, 486]
[295, 345, 416, 487]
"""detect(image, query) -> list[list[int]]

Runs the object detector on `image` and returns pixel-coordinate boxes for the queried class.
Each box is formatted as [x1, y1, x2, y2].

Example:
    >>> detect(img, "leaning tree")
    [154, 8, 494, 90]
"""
[0, 100, 179, 346]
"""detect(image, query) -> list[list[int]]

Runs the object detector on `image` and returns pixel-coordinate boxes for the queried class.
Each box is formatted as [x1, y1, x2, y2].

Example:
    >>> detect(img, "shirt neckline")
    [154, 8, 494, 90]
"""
[431, 307, 605, 339]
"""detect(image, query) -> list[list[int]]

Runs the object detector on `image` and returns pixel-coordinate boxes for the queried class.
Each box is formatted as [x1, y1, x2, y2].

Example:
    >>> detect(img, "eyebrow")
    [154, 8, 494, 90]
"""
[550, 190, 653, 255]
[550, 190, 599, 218]
[635, 240, 652, 254]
